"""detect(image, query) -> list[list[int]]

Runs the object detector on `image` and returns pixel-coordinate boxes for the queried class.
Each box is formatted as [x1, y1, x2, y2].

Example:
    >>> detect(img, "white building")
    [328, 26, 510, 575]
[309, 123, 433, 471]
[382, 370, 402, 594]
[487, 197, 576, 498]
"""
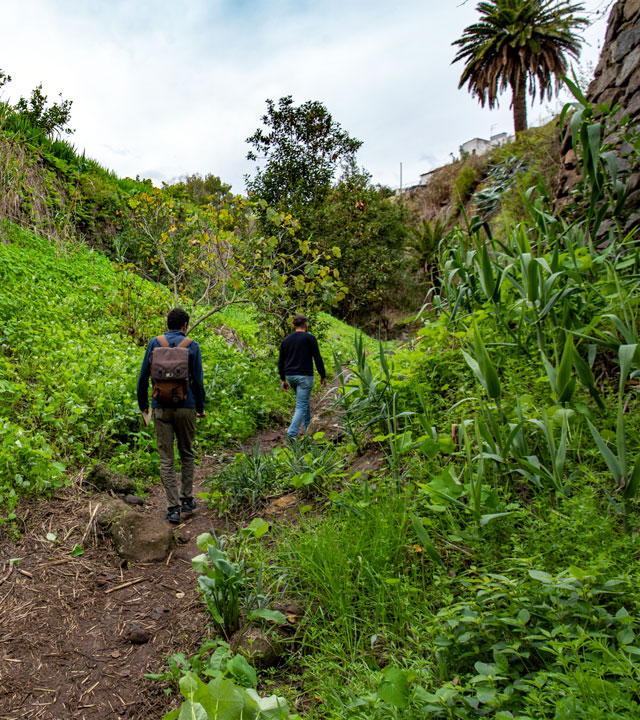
[419, 169, 437, 186]
[460, 131, 511, 157]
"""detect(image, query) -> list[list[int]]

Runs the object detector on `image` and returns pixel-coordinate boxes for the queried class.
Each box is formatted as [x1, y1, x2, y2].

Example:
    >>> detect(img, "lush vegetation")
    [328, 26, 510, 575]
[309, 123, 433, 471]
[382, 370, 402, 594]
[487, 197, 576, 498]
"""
[0, 219, 296, 518]
[2, 47, 640, 720]
[149, 85, 640, 720]
[245, 96, 415, 330]
[0, 209, 378, 522]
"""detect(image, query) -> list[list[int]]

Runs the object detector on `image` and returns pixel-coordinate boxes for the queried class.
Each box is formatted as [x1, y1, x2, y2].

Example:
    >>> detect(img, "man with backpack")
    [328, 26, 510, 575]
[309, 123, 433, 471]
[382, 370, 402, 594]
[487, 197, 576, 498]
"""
[279, 314, 327, 440]
[137, 308, 206, 524]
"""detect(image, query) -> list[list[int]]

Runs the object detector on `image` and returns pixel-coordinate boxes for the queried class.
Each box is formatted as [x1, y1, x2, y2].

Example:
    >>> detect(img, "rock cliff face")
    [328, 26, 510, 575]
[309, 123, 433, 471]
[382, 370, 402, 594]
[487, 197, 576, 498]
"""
[590, 0, 640, 113]
[558, 0, 640, 230]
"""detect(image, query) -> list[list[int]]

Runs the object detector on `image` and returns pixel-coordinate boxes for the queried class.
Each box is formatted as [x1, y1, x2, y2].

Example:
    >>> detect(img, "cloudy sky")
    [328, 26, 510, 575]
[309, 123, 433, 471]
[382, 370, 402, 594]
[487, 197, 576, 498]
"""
[1, 0, 614, 191]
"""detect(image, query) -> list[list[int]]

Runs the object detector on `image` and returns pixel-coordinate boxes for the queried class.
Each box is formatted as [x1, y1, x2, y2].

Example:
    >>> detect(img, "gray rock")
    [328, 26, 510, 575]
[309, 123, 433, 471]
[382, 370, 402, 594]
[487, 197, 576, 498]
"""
[95, 494, 175, 562]
[231, 625, 283, 669]
[306, 409, 345, 442]
[86, 464, 137, 495]
[605, 3, 624, 44]
[590, 65, 619, 98]
[614, 23, 640, 62]
[617, 46, 640, 86]
[124, 495, 144, 506]
[563, 149, 576, 170]
[561, 171, 580, 196]
[626, 66, 640, 97]
[616, 156, 633, 175]
[624, 213, 640, 234]
[595, 86, 624, 108]
[596, 219, 614, 241]
[626, 93, 640, 119]
[624, 0, 640, 22]
[626, 173, 640, 195]
[126, 623, 152, 644]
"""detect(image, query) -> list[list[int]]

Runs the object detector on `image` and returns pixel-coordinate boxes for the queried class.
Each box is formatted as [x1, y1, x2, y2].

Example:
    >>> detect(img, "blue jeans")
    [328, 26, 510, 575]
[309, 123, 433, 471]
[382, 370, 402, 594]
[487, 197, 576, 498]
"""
[287, 375, 314, 438]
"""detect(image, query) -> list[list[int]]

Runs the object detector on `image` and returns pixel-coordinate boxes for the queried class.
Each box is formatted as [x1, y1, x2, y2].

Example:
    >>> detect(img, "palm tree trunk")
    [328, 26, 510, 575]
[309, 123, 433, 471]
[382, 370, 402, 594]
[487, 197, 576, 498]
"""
[512, 81, 528, 134]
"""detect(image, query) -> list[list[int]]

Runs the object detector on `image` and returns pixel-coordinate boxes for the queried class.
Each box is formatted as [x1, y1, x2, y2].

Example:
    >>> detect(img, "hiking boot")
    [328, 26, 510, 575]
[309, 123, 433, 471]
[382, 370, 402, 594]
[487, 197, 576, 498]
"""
[180, 497, 197, 514]
[166, 506, 180, 524]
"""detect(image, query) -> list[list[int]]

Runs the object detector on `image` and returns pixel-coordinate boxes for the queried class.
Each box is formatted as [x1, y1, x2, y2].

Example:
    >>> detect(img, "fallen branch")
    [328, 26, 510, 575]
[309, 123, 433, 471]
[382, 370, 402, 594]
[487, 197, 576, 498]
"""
[104, 578, 146, 594]
[0, 562, 14, 586]
[81, 502, 101, 545]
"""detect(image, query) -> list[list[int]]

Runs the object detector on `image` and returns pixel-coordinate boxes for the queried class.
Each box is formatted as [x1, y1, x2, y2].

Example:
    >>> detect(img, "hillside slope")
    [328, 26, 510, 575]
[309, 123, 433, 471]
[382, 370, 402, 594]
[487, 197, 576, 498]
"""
[0, 220, 281, 517]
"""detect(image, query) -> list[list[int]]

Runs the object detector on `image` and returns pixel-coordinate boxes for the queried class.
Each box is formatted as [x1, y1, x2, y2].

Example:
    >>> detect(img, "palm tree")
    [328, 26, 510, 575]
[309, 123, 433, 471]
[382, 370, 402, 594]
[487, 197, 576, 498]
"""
[453, 0, 587, 134]
[407, 218, 446, 288]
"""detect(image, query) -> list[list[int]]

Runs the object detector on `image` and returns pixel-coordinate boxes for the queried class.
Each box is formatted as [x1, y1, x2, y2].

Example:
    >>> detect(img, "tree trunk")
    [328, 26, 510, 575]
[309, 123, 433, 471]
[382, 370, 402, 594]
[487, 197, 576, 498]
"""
[512, 81, 528, 134]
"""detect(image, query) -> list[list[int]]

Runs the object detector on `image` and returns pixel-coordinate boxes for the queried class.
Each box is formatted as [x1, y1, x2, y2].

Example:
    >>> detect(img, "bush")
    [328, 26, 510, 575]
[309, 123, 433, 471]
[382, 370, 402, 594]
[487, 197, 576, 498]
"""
[453, 164, 480, 203]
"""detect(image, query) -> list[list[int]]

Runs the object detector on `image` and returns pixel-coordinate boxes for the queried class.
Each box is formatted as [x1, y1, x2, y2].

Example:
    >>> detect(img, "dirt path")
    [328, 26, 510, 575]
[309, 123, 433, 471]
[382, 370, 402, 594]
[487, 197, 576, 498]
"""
[0, 388, 343, 720]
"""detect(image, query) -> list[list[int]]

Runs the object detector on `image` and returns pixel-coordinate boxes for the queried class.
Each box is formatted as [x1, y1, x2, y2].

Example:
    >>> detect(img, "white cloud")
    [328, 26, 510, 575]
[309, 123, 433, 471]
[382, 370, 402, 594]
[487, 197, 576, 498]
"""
[1, 0, 611, 190]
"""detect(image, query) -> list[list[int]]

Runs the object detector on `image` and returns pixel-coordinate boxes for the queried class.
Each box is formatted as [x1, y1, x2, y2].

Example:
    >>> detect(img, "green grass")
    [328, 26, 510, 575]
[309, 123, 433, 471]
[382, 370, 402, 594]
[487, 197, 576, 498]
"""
[0, 220, 285, 518]
[255, 473, 640, 719]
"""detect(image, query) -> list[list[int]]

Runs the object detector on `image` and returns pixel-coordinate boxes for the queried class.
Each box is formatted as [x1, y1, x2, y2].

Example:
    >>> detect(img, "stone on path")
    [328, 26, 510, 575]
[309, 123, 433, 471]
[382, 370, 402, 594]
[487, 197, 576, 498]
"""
[94, 494, 175, 562]
[86, 464, 138, 495]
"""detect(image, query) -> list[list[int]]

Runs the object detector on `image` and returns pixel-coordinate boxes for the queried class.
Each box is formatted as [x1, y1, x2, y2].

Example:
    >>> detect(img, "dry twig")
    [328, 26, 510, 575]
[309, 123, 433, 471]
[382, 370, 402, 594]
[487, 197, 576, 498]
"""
[104, 578, 146, 594]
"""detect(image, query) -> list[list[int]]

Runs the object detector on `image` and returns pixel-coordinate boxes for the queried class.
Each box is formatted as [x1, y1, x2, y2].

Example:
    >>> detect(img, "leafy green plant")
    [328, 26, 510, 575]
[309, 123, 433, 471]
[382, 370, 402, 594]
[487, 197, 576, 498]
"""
[462, 321, 502, 404]
[454, 164, 480, 203]
[332, 333, 397, 450]
[163, 671, 293, 720]
[540, 332, 576, 405]
[423, 566, 639, 718]
[407, 218, 446, 285]
[284, 433, 347, 492]
[147, 640, 265, 695]
[150, 641, 295, 720]
[518, 407, 570, 494]
[587, 344, 640, 531]
[417, 424, 513, 533]
[560, 73, 631, 235]
[472, 157, 526, 219]
[192, 533, 286, 640]
[204, 443, 282, 513]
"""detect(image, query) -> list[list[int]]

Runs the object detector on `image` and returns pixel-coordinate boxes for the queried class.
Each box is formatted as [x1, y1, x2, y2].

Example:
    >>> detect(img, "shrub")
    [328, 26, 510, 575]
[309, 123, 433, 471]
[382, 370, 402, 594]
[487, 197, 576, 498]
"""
[453, 164, 480, 203]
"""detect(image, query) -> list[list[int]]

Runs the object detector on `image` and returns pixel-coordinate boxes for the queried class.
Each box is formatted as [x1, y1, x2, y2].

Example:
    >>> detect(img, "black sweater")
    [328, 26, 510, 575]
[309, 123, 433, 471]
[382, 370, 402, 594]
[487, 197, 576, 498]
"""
[278, 331, 326, 380]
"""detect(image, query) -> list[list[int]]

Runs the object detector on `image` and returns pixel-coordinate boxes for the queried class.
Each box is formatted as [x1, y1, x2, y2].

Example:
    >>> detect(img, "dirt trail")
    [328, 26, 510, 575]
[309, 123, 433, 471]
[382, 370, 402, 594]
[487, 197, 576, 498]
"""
[0, 390, 336, 720]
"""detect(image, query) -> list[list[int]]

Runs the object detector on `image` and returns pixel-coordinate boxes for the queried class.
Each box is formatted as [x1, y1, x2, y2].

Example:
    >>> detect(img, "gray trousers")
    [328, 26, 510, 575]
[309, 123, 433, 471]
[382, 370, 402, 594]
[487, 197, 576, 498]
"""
[153, 408, 196, 508]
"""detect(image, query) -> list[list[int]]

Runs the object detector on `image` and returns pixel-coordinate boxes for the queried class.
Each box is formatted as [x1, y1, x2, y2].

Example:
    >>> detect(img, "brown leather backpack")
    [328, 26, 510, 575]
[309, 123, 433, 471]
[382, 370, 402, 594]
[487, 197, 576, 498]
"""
[150, 335, 193, 404]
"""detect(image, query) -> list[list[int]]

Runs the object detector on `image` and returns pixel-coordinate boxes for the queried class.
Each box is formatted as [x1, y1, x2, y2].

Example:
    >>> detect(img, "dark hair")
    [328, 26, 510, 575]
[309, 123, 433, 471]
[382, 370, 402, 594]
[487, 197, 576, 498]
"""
[292, 314, 308, 328]
[167, 308, 190, 330]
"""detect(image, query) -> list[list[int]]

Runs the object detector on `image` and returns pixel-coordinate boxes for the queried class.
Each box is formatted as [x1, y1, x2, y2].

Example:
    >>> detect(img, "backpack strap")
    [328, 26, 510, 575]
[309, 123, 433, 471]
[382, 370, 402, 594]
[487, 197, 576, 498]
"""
[156, 335, 169, 347]
[178, 337, 194, 348]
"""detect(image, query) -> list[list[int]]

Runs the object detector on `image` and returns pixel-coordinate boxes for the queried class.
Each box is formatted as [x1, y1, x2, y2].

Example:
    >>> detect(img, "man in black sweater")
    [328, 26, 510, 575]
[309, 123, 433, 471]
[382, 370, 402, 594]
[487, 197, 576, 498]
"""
[278, 314, 327, 439]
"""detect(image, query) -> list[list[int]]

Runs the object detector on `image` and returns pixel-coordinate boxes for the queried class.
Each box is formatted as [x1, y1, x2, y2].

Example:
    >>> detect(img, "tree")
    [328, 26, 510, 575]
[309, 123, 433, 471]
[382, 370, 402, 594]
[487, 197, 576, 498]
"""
[245, 96, 362, 212]
[0, 70, 10, 93]
[308, 172, 412, 327]
[453, 0, 587, 134]
[166, 173, 233, 208]
[13, 83, 73, 138]
[128, 189, 346, 342]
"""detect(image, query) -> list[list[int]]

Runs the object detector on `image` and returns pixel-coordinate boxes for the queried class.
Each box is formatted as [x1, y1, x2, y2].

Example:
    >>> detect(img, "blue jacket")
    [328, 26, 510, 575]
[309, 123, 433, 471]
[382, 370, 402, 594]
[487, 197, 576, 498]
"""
[137, 330, 205, 413]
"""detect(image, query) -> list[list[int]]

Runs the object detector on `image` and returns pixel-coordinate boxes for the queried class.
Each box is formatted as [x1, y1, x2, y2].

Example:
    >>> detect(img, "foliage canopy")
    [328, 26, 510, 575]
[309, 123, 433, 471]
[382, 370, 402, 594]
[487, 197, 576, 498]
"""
[453, 0, 587, 133]
[245, 95, 362, 210]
